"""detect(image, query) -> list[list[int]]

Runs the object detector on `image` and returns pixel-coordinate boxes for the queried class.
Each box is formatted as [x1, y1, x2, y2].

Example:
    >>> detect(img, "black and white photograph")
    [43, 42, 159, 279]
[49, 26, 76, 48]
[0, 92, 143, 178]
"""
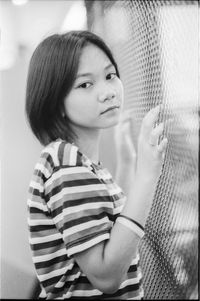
[0, 0, 199, 299]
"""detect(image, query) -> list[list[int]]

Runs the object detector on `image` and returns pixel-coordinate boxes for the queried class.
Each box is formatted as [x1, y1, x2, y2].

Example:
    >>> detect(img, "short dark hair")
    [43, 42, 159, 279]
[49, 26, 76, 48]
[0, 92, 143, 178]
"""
[25, 30, 120, 146]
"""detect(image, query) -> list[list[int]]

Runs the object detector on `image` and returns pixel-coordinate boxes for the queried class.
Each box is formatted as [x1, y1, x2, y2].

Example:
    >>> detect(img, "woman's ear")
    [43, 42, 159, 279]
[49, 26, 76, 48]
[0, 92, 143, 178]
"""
[61, 110, 66, 118]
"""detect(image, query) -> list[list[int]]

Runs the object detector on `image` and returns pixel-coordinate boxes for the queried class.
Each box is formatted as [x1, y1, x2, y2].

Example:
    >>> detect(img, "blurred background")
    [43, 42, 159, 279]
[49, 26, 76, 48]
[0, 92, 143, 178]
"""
[0, 0, 199, 299]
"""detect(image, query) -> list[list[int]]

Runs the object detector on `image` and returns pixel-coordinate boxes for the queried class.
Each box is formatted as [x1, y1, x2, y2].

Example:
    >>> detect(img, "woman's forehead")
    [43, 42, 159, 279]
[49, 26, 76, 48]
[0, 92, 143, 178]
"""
[78, 44, 112, 73]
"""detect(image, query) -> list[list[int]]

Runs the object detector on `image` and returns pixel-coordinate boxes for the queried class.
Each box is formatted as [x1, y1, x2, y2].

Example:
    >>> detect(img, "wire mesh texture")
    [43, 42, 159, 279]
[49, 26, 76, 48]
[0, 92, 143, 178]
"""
[85, 0, 199, 299]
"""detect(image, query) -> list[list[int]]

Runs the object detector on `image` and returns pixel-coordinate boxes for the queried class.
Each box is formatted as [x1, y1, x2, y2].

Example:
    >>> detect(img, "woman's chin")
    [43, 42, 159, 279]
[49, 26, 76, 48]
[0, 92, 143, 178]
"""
[100, 109, 121, 127]
[101, 117, 121, 129]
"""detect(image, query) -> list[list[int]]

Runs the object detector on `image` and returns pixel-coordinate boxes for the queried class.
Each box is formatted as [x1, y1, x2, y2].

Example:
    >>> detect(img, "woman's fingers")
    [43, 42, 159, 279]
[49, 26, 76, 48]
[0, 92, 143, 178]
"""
[149, 122, 168, 157]
[141, 105, 161, 135]
[157, 137, 168, 160]
[149, 122, 164, 146]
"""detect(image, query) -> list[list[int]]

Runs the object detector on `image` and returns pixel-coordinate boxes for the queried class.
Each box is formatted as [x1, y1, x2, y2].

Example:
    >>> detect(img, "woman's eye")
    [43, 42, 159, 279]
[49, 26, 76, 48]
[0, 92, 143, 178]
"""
[78, 82, 92, 89]
[106, 73, 117, 80]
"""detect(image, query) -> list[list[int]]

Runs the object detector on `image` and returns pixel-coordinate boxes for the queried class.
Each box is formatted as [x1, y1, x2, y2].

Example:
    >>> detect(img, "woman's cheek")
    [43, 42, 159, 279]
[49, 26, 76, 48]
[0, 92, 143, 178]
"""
[116, 79, 124, 105]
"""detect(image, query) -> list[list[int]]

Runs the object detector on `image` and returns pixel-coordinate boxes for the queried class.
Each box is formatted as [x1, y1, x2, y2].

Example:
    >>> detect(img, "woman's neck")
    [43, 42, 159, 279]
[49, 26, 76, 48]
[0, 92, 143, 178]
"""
[72, 126, 101, 165]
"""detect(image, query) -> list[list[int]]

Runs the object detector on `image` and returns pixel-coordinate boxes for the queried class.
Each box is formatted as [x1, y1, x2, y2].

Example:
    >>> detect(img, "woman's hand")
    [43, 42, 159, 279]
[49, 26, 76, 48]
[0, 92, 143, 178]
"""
[136, 105, 168, 182]
[114, 113, 137, 164]
[114, 113, 137, 195]
[120, 105, 168, 226]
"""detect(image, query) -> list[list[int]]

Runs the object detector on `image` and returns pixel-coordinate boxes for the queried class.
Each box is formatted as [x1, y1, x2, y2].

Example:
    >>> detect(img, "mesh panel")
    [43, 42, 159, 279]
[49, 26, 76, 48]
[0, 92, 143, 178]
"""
[85, 0, 199, 299]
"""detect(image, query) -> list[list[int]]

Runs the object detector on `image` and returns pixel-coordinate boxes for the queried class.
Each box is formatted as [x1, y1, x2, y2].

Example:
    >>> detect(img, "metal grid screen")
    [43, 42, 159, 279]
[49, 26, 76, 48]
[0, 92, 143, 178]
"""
[85, 0, 199, 299]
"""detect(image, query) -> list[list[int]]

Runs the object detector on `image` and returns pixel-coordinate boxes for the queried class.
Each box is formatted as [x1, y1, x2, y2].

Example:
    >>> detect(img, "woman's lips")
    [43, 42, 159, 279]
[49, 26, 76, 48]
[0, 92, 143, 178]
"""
[100, 105, 120, 115]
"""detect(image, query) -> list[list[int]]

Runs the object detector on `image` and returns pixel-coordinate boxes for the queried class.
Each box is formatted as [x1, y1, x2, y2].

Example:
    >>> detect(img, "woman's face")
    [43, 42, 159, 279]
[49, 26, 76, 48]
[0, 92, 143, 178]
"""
[64, 44, 124, 133]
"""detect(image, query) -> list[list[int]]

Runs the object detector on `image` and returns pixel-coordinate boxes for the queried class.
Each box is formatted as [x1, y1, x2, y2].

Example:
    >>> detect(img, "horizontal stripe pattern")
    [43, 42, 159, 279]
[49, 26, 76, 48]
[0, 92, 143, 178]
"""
[27, 139, 143, 299]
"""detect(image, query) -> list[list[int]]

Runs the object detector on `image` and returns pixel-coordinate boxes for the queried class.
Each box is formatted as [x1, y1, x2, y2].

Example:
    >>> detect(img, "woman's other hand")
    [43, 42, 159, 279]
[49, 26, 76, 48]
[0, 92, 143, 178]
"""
[114, 112, 137, 163]
[114, 113, 137, 195]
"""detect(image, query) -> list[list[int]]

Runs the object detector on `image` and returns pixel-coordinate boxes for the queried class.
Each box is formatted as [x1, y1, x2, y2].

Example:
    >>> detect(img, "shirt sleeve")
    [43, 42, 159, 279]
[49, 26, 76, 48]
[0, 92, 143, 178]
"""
[44, 145, 113, 257]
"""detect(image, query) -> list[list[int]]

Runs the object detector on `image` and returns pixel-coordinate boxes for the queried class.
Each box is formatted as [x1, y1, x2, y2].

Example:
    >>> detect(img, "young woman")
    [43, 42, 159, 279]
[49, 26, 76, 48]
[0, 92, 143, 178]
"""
[26, 30, 167, 299]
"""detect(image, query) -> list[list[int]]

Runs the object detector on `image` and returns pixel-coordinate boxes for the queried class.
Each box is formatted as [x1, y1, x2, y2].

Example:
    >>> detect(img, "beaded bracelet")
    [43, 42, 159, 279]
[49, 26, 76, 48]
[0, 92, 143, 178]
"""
[116, 214, 145, 239]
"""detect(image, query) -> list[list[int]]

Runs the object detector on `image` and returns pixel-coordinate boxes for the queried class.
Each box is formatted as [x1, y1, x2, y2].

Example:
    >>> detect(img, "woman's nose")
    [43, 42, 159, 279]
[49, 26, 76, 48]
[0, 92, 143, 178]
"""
[98, 86, 117, 103]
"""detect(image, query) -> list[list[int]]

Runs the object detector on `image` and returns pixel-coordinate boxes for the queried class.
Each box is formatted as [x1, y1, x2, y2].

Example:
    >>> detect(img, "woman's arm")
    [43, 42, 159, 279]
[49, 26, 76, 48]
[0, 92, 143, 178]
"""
[114, 113, 137, 198]
[74, 105, 167, 294]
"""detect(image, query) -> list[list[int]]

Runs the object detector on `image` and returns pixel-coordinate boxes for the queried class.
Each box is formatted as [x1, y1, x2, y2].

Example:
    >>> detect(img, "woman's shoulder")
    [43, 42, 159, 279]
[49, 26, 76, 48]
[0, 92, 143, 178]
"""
[33, 139, 83, 182]
[40, 138, 83, 169]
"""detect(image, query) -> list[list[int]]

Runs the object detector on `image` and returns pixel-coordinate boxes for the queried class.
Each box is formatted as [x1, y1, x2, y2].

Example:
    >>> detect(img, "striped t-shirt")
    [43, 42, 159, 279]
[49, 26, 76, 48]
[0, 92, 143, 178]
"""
[27, 139, 144, 299]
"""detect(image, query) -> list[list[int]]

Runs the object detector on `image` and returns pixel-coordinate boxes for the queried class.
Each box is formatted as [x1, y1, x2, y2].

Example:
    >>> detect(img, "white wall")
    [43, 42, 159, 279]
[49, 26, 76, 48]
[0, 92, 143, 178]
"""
[0, 40, 42, 299]
[0, 1, 73, 298]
